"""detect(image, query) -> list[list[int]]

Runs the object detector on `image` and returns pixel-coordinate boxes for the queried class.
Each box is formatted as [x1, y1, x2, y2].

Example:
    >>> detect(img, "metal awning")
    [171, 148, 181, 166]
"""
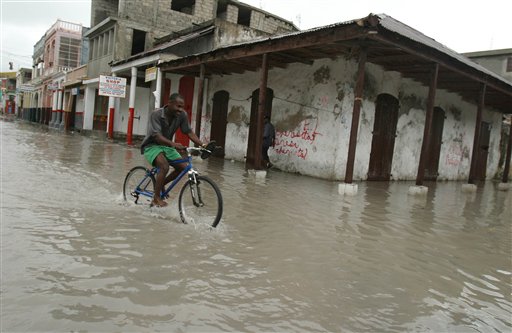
[158, 13, 512, 114]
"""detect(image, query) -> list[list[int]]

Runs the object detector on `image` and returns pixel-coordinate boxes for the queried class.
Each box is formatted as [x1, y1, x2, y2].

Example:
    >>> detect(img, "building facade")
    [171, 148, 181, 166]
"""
[21, 20, 85, 128]
[464, 48, 512, 83]
[82, 0, 297, 139]
[156, 14, 512, 185]
[0, 72, 17, 114]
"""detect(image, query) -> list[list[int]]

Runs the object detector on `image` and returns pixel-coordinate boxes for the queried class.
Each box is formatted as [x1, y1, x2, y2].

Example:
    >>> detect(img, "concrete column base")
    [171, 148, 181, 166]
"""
[498, 183, 510, 191]
[338, 183, 358, 196]
[248, 169, 267, 178]
[462, 184, 477, 193]
[408, 185, 428, 195]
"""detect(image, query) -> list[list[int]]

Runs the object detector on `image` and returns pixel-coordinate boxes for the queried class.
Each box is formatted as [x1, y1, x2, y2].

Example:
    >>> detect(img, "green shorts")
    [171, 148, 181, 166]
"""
[143, 145, 182, 165]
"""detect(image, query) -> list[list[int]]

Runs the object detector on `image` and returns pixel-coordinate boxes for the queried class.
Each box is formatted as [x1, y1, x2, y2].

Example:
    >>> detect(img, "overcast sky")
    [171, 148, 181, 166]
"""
[1, 0, 510, 72]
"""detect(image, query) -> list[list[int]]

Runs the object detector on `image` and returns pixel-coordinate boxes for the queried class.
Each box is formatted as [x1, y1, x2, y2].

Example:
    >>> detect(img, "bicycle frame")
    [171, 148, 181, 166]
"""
[134, 151, 201, 200]
[159, 155, 195, 199]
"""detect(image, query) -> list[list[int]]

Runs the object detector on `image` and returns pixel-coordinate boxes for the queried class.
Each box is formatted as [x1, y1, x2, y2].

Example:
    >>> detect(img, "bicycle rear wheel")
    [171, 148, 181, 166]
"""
[178, 175, 223, 227]
[123, 166, 155, 206]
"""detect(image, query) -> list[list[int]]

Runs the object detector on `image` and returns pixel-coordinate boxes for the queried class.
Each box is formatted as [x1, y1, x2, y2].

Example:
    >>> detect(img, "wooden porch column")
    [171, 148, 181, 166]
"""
[468, 83, 486, 184]
[194, 63, 206, 143]
[253, 53, 269, 170]
[502, 119, 512, 183]
[415, 63, 439, 186]
[345, 47, 367, 183]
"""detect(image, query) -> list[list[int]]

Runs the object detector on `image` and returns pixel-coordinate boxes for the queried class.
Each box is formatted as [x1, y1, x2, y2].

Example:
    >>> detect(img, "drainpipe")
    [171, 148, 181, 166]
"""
[127, 66, 137, 145]
[107, 72, 116, 139]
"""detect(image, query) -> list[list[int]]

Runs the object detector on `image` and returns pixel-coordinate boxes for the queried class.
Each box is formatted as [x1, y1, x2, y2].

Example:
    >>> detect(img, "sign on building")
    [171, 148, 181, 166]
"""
[47, 82, 58, 90]
[19, 84, 36, 92]
[99, 75, 127, 98]
[145, 67, 157, 82]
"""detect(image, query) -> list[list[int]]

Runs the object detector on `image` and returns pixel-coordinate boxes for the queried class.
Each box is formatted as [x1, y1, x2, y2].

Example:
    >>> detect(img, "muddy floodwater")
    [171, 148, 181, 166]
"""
[1, 119, 511, 332]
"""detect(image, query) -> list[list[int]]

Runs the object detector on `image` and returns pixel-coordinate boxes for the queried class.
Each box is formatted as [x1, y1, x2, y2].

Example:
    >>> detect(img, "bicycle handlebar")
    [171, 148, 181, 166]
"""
[186, 146, 209, 154]
[186, 142, 219, 159]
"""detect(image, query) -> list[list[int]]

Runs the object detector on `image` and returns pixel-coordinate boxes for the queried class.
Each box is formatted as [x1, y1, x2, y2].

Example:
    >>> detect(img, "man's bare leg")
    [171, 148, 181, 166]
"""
[164, 162, 187, 184]
[152, 154, 169, 207]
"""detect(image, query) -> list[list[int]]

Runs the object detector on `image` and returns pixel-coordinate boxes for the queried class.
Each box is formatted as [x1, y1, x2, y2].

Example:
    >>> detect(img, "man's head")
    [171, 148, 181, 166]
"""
[168, 93, 185, 115]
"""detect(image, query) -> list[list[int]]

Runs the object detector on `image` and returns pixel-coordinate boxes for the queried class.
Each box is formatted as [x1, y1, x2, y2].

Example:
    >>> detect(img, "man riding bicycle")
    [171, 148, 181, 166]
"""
[140, 93, 205, 207]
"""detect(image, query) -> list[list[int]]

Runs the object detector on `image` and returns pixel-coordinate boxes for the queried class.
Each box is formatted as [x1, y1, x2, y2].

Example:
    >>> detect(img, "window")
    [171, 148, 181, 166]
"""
[237, 6, 251, 27]
[171, 0, 195, 15]
[506, 56, 512, 72]
[59, 37, 81, 68]
[216, 0, 227, 19]
[131, 29, 146, 56]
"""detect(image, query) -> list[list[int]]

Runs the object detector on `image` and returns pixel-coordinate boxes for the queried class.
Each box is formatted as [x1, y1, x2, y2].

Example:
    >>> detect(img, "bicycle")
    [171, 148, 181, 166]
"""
[123, 141, 223, 228]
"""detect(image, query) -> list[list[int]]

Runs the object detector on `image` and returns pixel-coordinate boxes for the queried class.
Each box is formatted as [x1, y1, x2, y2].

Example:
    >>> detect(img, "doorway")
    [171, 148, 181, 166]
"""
[368, 93, 399, 180]
[210, 90, 229, 157]
[246, 88, 273, 168]
[475, 121, 491, 180]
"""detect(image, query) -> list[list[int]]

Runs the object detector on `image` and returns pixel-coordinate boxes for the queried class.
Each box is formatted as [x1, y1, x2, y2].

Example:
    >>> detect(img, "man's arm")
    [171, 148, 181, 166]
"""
[154, 133, 186, 150]
[187, 131, 204, 147]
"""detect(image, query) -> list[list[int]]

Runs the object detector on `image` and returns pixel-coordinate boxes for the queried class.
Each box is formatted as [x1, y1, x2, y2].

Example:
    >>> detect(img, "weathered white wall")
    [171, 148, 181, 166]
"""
[116, 85, 151, 136]
[203, 55, 504, 181]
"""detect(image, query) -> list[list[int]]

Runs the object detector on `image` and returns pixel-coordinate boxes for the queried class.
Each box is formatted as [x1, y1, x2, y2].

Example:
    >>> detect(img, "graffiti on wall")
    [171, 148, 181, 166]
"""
[445, 142, 463, 166]
[274, 119, 322, 160]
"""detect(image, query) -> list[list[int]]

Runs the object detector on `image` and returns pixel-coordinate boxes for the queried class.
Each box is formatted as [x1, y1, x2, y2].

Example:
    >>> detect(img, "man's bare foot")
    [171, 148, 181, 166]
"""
[150, 198, 168, 207]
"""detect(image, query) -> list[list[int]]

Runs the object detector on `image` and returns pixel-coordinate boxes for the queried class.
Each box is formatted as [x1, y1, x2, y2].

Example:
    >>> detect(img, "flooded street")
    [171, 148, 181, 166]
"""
[1, 119, 511, 332]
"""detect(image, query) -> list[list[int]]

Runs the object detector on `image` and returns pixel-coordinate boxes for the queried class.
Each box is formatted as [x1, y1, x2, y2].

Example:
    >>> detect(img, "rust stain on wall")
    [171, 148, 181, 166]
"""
[313, 65, 331, 84]
[276, 110, 312, 131]
[336, 81, 345, 102]
[227, 105, 249, 126]
[449, 105, 462, 121]
[362, 70, 377, 101]
[399, 92, 424, 114]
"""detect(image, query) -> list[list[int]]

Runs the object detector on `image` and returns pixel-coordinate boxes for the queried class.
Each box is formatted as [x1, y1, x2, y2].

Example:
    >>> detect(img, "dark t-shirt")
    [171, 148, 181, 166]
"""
[140, 106, 192, 154]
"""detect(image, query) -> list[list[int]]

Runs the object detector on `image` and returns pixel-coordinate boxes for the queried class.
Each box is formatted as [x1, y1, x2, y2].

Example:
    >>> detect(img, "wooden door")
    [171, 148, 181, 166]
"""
[368, 94, 399, 180]
[210, 90, 229, 157]
[246, 88, 273, 168]
[425, 107, 445, 180]
[177, 76, 195, 146]
[93, 92, 108, 131]
[475, 121, 491, 180]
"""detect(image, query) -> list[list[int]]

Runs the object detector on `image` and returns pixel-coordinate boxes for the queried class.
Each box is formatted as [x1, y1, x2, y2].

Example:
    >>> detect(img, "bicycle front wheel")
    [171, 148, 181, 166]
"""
[123, 166, 155, 206]
[178, 175, 223, 227]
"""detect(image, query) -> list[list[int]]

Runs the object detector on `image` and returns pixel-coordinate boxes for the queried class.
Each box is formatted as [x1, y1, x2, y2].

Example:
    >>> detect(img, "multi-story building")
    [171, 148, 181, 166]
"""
[463, 48, 512, 83]
[0, 72, 17, 114]
[22, 19, 86, 128]
[82, 0, 297, 142]
[15, 68, 32, 115]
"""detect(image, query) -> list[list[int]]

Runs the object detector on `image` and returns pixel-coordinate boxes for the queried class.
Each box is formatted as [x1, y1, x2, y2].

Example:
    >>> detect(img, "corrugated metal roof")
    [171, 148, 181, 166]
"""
[156, 13, 512, 113]
[376, 14, 511, 87]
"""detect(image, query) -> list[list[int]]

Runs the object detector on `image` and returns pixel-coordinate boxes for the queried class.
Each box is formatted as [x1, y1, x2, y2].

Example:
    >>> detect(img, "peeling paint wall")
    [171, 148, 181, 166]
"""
[198, 56, 504, 181]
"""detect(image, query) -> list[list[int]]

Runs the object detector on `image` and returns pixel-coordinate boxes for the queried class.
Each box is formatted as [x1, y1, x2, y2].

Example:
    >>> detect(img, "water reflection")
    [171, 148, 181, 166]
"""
[2, 119, 511, 332]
